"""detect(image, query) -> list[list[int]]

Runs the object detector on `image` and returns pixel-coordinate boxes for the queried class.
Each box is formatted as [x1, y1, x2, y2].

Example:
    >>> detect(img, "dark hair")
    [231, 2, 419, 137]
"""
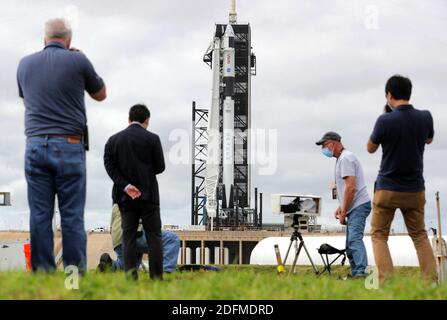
[385, 75, 412, 100]
[129, 104, 150, 123]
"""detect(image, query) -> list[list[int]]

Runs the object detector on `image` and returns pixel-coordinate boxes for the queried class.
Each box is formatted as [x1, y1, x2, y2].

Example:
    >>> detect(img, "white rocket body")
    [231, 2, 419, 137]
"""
[204, 38, 221, 218]
[205, 1, 238, 216]
[222, 24, 235, 208]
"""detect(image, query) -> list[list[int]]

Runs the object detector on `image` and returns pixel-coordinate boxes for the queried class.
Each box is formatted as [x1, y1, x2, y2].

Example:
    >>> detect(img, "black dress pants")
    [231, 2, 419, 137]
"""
[118, 200, 163, 280]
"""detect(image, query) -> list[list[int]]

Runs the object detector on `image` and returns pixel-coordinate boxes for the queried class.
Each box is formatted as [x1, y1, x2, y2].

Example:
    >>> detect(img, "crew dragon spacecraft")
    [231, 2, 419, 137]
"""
[191, 0, 259, 230]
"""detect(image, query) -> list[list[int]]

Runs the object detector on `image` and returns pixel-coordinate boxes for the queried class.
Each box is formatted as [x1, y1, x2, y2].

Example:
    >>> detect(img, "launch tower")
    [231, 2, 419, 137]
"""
[191, 0, 259, 230]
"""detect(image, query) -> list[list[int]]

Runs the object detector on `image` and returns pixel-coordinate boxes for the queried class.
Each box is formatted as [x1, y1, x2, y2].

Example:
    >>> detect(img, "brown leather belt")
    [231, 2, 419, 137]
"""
[35, 134, 83, 144]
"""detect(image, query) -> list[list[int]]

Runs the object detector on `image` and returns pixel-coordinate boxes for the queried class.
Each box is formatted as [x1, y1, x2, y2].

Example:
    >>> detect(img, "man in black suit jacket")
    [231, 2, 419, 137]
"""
[104, 104, 165, 280]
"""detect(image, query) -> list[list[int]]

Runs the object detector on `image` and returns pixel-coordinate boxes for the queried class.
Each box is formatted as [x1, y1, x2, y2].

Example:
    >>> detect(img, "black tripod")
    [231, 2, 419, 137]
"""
[283, 222, 319, 275]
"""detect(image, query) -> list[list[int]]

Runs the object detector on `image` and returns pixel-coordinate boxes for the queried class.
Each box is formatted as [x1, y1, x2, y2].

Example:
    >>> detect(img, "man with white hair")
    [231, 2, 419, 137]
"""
[17, 18, 107, 272]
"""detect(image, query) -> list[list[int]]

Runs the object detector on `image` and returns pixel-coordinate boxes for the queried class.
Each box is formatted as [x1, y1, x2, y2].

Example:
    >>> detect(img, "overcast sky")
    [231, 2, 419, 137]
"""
[0, 0, 446, 233]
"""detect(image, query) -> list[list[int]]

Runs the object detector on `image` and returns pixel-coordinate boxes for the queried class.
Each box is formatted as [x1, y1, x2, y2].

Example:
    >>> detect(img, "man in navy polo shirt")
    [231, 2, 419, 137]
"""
[367, 75, 436, 282]
[17, 18, 107, 272]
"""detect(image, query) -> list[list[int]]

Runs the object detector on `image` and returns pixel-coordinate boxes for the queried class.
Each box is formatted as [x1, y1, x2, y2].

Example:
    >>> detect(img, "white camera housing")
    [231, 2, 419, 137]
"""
[271, 194, 321, 216]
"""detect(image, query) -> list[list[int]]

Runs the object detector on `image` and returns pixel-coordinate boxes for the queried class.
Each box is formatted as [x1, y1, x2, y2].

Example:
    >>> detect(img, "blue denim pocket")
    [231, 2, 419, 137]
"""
[25, 144, 43, 176]
[55, 143, 85, 177]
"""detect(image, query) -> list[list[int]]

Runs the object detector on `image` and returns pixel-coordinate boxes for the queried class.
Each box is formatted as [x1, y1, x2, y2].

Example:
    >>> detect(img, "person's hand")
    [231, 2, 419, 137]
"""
[338, 209, 347, 225]
[125, 185, 141, 200]
[384, 104, 393, 114]
[334, 207, 341, 219]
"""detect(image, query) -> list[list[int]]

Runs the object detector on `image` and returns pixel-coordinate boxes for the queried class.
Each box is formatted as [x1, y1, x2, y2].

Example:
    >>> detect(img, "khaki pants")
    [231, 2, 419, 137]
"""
[371, 190, 437, 282]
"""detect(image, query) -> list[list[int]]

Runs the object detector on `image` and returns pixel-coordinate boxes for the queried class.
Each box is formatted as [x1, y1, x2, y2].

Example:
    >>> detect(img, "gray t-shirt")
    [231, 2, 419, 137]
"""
[335, 150, 370, 213]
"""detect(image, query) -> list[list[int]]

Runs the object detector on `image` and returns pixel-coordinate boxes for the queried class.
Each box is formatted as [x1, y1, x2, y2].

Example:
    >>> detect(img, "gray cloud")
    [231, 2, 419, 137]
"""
[1, 0, 446, 234]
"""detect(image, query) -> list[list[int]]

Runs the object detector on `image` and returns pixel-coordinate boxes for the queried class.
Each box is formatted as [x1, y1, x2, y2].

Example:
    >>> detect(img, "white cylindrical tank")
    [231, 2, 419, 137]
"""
[224, 247, 230, 265]
[213, 247, 230, 264]
[195, 247, 211, 264]
[204, 247, 210, 265]
[185, 247, 191, 265]
[250, 235, 445, 267]
[214, 247, 220, 264]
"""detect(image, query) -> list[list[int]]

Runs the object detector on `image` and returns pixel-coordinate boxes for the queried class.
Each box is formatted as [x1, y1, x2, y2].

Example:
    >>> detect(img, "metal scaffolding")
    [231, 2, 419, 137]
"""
[192, 22, 258, 230]
[191, 102, 208, 225]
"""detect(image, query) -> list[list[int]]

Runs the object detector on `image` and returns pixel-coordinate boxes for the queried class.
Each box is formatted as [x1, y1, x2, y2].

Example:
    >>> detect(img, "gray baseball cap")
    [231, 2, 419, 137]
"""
[315, 131, 342, 145]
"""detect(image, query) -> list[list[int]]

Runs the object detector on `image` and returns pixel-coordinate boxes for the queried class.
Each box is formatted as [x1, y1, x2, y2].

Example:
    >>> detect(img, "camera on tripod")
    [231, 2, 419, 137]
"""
[271, 194, 321, 232]
[271, 194, 321, 216]
[271, 194, 321, 275]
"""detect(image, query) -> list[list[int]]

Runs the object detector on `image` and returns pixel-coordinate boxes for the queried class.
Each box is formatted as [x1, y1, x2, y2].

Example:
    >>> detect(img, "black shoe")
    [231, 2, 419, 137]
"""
[97, 253, 113, 272]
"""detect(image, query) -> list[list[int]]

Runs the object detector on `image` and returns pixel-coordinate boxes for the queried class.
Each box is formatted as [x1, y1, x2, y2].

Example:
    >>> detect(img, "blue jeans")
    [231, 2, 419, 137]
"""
[346, 201, 371, 276]
[25, 136, 87, 272]
[113, 230, 179, 273]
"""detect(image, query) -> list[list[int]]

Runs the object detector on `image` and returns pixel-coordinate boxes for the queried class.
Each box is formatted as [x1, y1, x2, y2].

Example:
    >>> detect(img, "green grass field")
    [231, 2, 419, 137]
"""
[0, 266, 445, 300]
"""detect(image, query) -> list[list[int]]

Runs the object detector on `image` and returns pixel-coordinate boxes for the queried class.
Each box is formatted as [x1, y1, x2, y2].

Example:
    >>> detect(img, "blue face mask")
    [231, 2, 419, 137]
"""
[322, 147, 333, 158]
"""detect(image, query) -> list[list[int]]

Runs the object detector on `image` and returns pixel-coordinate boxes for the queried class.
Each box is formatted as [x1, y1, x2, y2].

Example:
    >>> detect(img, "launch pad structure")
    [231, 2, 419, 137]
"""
[191, 1, 259, 231]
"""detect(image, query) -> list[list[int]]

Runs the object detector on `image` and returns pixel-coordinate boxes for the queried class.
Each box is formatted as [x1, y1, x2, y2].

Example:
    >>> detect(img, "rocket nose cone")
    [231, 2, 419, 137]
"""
[224, 24, 235, 38]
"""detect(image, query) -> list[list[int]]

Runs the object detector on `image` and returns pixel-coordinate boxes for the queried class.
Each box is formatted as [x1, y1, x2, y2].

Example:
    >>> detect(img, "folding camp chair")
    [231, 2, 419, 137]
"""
[317, 243, 346, 275]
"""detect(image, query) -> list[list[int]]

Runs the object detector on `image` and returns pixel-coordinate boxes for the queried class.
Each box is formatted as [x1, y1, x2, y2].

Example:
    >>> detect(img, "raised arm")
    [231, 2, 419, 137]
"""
[367, 139, 379, 153]
[426, 111, 434, 145]
[368, 116, 384, 154]
[82, 54, 107, 101]
[89, 85, 107, 101]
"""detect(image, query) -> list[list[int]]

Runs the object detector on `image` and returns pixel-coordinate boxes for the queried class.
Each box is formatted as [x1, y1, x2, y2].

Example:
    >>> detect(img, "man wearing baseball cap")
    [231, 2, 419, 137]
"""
[316, 131, 371, 278]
